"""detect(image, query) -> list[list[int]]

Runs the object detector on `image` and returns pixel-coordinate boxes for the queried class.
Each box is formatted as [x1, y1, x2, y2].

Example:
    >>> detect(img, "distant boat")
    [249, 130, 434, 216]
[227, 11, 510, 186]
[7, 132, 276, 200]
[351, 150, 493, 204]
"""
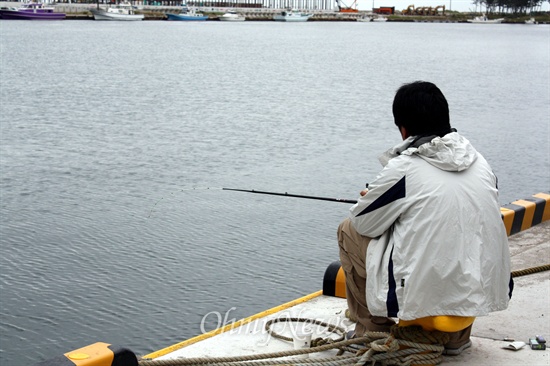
[357, 15, 372, 22]
[372, 15, 387, 22]
[90, 3, 144, 21]
[525, 17, 537, 24]
[467, 14, 504, 24]
[0, 2, 65, 20]
[358, 15, 386, 22]
[219, 10, 245, 21]
[273, 8, 312, 22]
[166, 6, 208, 21]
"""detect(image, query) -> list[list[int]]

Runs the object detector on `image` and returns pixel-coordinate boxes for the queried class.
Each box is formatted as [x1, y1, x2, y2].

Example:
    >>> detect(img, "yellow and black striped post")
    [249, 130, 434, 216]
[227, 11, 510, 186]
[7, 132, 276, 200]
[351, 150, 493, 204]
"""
[323, 192, 550, 298]
[501, 192, 549, 236]
[35, 342, 137, 366]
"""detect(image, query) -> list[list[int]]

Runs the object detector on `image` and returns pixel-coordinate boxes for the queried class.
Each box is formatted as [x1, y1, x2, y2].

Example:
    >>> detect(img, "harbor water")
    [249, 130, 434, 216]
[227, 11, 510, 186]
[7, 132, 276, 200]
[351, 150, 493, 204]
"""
[0, 20, 548, 365]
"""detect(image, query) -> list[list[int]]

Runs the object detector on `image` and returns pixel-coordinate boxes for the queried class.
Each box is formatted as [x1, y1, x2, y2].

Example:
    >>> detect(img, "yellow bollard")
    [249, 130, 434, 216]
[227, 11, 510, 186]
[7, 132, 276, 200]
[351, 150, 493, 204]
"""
[396, 316, 475, 366]
[34, 342, 138, 366]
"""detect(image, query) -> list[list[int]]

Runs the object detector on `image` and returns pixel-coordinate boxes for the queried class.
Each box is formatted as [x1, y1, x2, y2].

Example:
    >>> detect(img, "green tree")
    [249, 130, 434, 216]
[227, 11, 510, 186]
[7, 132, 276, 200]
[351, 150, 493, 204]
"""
[473, 0, 546, 13]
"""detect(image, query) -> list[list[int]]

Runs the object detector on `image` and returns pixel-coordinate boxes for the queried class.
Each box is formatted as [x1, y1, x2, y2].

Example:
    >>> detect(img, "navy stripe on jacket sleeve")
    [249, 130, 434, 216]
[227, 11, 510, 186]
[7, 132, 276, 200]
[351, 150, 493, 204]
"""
[355, 176, 406, 217]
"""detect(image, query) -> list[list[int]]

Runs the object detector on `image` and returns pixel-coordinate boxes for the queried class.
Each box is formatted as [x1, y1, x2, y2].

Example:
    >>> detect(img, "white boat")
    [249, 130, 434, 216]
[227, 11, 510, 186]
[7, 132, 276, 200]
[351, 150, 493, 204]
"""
[273, 9, 312, 22]
[166, 6, 208, 21]
[90, 3, 143, 21]
[372, 15, 387, 22]
[467, 14, 504, 24]
[356, 15, 372, 22]
[525, 17, 537, 24]
[219, 10, 245, 21]
[356, 14, 387, 22]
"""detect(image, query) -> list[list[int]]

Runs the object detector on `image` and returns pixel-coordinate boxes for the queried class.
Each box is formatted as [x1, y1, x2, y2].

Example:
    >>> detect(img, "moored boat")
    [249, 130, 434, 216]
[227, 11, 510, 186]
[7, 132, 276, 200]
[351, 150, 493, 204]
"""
[90, 3, 143, 21]
[357, 14, 386, 22]
[356, 15, 372, 22]
[372, 15, 387, 22]
[525, 17, 537, 24]
[273, 8, 312, 22]
[219, 10, 245, 21]
[467, 14, 504, 23]
[166, 6, 208, 21]
[0, 2, 65, 20]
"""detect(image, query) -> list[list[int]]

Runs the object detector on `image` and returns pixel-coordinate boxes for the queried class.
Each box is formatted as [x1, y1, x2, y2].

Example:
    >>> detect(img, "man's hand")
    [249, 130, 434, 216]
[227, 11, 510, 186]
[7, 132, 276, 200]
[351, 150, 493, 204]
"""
[360, 189, 369, 197]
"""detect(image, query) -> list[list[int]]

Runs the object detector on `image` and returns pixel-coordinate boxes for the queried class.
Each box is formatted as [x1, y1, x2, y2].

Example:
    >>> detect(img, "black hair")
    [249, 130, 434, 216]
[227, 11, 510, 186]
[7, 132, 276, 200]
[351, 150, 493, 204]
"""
[392, 81, 451, 136]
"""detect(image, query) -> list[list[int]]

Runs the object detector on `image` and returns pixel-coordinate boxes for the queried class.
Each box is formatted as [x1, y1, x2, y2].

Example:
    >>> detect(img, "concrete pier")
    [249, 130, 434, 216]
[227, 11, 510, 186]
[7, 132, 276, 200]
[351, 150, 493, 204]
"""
[145, 220, 550, 365]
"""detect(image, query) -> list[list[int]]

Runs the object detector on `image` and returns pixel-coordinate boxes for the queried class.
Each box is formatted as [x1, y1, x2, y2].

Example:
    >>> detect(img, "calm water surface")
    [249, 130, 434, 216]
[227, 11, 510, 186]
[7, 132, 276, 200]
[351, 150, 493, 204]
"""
[0, 20, 549, 365]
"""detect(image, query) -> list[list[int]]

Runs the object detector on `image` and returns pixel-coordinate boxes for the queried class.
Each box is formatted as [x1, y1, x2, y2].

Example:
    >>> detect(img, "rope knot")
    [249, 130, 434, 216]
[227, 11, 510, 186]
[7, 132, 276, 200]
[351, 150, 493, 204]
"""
[310, 336, 333, 347]
[355, 325, 449, 366]
[369, 334, 400, 353]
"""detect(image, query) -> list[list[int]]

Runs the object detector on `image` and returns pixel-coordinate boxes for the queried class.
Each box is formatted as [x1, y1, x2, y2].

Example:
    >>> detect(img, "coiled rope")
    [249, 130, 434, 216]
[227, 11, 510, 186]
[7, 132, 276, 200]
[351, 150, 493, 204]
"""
[138, 325, 447, 366]
[264, 317, 346, 345]
[138, 263, 550, 366]
[354, 325, 450, 366]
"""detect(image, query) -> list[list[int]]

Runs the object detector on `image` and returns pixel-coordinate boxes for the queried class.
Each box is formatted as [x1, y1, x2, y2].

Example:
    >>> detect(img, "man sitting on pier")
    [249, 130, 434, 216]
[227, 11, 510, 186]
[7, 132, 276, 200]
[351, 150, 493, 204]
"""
[338, 81, 513, 354]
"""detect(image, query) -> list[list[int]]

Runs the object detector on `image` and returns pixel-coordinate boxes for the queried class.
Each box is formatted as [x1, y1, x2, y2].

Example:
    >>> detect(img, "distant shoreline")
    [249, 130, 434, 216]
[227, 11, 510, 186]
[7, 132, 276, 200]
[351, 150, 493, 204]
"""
[1, 1, 548, 22]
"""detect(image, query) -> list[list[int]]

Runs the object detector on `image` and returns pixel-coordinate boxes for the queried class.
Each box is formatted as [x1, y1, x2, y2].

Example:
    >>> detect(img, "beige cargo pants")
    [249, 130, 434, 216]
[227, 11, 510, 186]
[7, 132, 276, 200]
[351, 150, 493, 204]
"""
[337, 218, 471, 349]
[337, 218, 396, 336]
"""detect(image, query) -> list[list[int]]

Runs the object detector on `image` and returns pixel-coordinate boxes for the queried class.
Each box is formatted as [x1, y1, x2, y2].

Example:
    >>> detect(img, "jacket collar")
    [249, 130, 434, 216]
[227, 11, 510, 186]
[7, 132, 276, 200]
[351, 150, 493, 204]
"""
[408, 128, 457, 149]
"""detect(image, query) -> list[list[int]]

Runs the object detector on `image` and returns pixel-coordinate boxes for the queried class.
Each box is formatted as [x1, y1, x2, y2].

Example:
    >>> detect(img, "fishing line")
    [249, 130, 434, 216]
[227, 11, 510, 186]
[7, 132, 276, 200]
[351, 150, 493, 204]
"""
[148, 187, 223, 218]
[148, 187, 359, 218]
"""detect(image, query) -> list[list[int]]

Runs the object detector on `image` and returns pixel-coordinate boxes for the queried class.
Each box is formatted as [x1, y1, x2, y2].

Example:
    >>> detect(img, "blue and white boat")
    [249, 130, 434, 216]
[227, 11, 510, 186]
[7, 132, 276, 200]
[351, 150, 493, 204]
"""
[166, 5, 208, 21]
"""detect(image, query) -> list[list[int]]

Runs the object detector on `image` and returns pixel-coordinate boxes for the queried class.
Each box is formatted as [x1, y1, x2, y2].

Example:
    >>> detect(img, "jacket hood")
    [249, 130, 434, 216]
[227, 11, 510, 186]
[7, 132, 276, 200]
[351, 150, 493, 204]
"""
[379, 131, 478, 172]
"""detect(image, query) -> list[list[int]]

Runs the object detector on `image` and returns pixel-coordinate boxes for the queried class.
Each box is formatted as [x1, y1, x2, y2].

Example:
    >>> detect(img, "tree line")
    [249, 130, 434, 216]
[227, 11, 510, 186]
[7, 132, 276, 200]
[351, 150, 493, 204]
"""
[472, 0, 548, 13]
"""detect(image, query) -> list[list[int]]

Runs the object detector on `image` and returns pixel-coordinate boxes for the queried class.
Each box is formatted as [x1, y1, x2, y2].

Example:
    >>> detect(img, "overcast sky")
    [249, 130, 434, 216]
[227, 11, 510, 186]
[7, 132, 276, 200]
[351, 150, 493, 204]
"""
[358, 0, 549, 12]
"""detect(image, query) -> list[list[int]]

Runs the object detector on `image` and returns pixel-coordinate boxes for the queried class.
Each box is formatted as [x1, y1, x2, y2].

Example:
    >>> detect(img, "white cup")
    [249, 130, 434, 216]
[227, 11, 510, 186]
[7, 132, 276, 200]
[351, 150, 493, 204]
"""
[293, 327, 312, 359]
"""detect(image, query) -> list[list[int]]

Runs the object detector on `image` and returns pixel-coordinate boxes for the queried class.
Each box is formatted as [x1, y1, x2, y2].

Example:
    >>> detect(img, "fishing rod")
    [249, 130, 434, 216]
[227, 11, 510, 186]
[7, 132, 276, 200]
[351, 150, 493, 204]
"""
[222, 188, 358, 204]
